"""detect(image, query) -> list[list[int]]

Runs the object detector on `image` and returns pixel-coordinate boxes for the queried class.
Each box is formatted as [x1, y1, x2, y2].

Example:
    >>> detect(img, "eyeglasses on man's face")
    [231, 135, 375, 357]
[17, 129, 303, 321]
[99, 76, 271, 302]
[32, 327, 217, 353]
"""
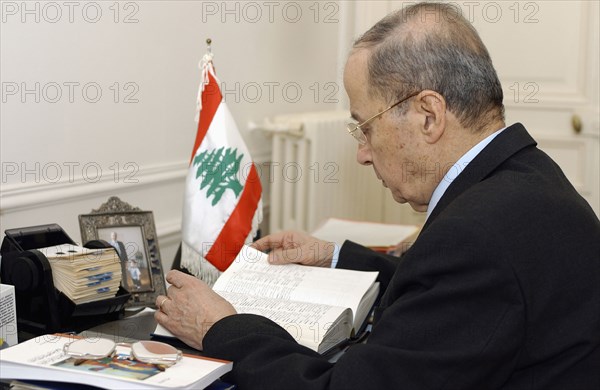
[64, 338, 182, 370]
[346, 91, 420, 145]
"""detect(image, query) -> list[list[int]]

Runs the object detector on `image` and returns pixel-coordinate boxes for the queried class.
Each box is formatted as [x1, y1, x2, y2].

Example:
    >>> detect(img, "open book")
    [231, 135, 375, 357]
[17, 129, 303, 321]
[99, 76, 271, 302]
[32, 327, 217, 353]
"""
[0, 334, 232, 390]
[156, 246, 379, 354]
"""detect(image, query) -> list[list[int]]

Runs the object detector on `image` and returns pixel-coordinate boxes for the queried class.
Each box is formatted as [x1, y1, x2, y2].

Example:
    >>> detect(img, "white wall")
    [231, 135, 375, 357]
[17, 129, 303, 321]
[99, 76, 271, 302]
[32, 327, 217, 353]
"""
[0, 1, 342, 269]
[3, 1, 598, 272]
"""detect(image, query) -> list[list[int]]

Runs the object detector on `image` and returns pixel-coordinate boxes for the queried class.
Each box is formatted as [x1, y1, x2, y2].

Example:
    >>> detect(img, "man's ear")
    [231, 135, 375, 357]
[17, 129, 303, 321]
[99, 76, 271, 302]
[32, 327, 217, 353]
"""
[414, 90, 446, 144]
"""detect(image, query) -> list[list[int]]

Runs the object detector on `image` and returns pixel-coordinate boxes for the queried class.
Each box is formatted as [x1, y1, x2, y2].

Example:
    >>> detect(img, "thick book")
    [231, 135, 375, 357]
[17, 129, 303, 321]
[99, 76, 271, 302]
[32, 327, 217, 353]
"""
[0, 334, 232, 390]
[155, 246, 379, 354]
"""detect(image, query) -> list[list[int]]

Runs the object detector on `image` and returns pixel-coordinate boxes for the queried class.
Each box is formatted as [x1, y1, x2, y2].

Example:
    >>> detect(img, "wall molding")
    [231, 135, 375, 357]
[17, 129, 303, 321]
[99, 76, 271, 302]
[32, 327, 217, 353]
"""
[0, 161, 188, 214]
[535, 135, 593, 195]
[1, 151, 272, 214]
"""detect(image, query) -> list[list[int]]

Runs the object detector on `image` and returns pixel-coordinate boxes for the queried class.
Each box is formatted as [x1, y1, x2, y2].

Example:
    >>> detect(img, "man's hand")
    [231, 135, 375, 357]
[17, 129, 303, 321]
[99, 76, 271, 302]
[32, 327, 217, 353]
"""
[252, 230, 335, 268]
[154, 270, 236, 350]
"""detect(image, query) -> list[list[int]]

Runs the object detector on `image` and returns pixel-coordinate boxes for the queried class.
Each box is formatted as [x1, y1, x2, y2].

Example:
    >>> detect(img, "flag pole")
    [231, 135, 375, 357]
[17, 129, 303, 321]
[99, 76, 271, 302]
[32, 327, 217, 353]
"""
[197, 38, 215, 118]
[205, 39, 214, 69]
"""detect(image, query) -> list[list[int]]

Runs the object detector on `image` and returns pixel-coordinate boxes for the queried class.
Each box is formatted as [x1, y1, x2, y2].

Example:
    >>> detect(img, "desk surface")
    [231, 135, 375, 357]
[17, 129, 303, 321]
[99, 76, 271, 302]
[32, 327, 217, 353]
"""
[9, 308, 235, 389]
[79, 307, 202, 356]
[80, 308, 157, 342]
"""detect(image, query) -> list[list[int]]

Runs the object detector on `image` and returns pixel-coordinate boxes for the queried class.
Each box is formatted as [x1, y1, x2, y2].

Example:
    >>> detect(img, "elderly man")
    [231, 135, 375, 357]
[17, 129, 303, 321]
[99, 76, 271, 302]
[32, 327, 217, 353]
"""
[156, 3, 600, 389]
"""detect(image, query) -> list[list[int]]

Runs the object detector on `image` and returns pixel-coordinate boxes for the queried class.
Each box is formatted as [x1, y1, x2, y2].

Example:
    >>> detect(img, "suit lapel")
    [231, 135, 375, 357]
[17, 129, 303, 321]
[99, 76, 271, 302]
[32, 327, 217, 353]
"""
[422, 123, 537, 232]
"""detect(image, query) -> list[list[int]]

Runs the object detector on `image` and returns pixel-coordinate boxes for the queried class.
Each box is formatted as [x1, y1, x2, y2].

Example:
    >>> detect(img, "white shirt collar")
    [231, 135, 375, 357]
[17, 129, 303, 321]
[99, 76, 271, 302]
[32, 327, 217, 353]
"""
[425, 127, 507, 222]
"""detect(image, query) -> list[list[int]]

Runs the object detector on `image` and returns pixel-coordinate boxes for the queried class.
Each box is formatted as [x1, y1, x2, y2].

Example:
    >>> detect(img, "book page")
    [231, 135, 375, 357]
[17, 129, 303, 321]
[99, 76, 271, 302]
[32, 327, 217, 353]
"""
[217, 291, 351, 352]
[213, 246, 378, 327]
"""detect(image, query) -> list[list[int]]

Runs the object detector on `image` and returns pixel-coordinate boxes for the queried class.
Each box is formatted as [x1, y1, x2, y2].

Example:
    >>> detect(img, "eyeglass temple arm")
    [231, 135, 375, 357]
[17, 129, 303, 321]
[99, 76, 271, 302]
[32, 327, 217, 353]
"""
[358, 92, 419, 127]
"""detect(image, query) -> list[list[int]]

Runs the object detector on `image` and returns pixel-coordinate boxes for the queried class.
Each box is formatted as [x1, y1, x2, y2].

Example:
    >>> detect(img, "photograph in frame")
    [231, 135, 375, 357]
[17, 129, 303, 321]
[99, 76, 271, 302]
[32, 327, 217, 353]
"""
[98, 226, 154, 294]
[79, 197, 166, 308]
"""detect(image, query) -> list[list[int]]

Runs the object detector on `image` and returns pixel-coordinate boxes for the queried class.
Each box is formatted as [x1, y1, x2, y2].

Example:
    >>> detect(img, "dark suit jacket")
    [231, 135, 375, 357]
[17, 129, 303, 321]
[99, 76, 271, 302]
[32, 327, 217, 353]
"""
[110, 240, 128, 263]
[204, 124, 600, 389]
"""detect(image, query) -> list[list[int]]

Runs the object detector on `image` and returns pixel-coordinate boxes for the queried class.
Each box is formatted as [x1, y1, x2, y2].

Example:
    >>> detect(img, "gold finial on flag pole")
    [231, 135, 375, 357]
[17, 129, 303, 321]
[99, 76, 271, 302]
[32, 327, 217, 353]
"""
[206, 38, 212, 54]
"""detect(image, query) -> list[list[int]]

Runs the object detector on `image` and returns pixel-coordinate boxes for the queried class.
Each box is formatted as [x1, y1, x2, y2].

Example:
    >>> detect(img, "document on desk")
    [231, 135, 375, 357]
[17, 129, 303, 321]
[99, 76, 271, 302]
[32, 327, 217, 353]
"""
[0, 334, 232, 390]
[312, 217, 420, 251]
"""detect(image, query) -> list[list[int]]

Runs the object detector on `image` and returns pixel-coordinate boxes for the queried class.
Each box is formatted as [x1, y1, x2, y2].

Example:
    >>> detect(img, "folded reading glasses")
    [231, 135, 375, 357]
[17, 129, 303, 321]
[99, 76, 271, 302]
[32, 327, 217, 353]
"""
[63, 338, 182, 369]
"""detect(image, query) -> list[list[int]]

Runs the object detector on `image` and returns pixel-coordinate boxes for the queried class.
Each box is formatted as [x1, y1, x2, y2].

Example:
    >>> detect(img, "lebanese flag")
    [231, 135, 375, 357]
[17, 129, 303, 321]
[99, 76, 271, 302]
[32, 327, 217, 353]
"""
[181, 51, 262, 283]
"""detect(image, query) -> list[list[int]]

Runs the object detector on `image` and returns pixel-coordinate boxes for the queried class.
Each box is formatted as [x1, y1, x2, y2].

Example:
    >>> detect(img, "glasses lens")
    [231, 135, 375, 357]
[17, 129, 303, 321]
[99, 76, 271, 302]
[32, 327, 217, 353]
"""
[131, 340, 182, 366]
[65, 338, 116, 359]
[347, 123, 366, 144]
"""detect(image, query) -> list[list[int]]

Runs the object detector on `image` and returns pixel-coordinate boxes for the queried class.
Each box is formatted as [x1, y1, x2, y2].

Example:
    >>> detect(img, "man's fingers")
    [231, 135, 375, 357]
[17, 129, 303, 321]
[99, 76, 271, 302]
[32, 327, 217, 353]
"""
[250, 238, 270, 252]
[166, 269, 186, 288]
[267, 250, 284, 264]
[166, 269, 204, 289]
[154, 308, 168, 323]
[252, 233, 287, 252]
[156, 295, 171, 312]
[268, 247, 306, 265]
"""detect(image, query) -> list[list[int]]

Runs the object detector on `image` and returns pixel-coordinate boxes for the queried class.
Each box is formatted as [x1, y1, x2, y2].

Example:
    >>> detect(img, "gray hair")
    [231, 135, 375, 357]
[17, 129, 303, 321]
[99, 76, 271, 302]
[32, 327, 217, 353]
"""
[353, 2, 504, 130]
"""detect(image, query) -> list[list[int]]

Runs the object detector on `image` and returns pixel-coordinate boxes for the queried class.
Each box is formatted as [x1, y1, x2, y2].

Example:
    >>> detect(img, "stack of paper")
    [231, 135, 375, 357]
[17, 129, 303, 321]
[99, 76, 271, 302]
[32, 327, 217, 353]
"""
[312, 218, 420, 250]
[39, 245, 122, 304]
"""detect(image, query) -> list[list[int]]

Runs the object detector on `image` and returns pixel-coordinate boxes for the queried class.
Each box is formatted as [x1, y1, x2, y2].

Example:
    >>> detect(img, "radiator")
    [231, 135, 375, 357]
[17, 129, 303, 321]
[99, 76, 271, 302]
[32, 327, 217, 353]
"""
[261, 110, 385, 233]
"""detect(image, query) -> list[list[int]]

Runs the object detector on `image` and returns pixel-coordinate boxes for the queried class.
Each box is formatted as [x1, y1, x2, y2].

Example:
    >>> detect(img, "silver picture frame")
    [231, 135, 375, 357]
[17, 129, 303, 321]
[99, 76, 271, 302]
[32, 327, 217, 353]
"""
[79, 196, 166, 308]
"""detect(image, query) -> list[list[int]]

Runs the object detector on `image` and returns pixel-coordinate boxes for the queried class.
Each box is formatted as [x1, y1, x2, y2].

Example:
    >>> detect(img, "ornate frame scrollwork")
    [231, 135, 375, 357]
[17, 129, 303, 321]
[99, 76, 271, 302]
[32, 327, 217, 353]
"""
[79, 196, 166, 308]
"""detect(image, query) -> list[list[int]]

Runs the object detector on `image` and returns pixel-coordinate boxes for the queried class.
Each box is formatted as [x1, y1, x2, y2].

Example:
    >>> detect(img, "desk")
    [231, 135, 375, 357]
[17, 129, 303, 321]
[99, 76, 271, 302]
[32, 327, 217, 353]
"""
[80, 308, 159, 343]
[79, 308, 203, 357]
[81, 308, 359, 363]
[8, 308, 234, 390]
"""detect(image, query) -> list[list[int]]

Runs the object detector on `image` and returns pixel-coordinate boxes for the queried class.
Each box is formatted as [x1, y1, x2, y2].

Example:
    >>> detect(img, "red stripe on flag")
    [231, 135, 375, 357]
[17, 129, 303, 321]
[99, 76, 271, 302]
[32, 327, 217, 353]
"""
[206, 164, 262, 271]
[190, 71, 222, 165]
